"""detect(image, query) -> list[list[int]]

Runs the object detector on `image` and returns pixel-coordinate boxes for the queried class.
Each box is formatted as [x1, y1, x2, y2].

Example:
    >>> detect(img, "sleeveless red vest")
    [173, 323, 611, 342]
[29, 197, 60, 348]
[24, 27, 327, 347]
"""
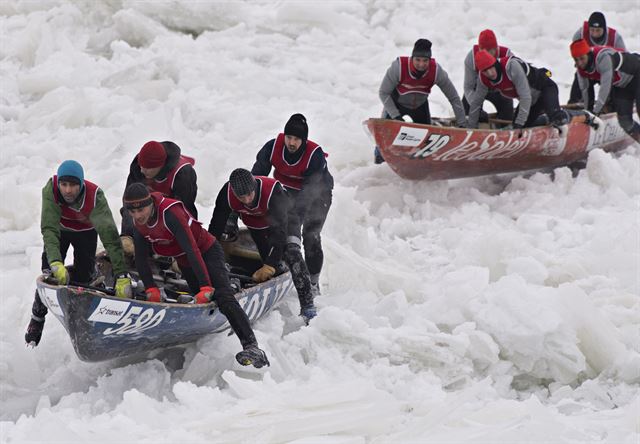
[53, 175, 98, 232]
[577, 46, 623, 84]
[144, 155, 195, 196]
[472, 45, 511, 70]
[134, 193, 213, 258]
[395, 56, 438, 95]
[479, 57, 521, 99]
[582, 21, 618, 47]
[270, 133, 323, 191]
[227, 177, 278, 230]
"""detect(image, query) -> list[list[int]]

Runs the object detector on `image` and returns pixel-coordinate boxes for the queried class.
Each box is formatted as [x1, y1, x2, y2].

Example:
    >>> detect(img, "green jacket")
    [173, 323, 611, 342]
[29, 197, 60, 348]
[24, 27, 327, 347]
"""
[41, 178, 127, 276]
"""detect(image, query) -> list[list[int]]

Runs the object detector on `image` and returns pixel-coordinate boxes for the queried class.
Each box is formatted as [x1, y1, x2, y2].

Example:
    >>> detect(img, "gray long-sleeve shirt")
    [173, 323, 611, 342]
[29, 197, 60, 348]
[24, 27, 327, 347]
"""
[468, 58, 540, 128]
[572, 27, 626, 50]
[577, 49, 634, 114]
[463, 47, 513, 102]
[379, 58, 467, 127]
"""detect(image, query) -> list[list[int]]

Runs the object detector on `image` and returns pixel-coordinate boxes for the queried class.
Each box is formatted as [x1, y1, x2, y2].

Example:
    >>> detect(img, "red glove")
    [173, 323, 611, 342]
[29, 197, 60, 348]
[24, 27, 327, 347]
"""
[146, 287, 162, 303]
[195, 286, 214, 304]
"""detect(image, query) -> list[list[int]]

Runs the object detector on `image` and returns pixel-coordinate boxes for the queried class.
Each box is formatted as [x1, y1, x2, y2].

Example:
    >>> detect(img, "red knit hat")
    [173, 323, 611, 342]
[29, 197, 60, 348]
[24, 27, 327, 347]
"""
[570, 39, 591, 58]
[138, 141, 167, 168]
[478, 29, 498, 50]
[474, 50, 496, 72]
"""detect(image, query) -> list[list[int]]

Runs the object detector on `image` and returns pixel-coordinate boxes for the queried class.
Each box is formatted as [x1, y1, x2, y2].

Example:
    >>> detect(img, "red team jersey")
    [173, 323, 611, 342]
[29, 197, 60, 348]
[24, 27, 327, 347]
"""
[228, 176, 279, 230]
[53, 175, 98, 231]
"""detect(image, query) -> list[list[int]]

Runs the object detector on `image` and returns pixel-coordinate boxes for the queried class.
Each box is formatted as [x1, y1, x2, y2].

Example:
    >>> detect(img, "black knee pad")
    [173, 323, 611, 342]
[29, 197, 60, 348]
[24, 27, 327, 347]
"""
[284, 244, 303, 264]
[302, 232, 321, 250]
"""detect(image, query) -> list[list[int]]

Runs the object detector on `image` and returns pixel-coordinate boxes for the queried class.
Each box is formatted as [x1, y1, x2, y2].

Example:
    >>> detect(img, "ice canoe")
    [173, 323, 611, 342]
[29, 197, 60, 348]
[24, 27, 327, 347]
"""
[364, 112, 636, 181]
[34, 233, 294, 362]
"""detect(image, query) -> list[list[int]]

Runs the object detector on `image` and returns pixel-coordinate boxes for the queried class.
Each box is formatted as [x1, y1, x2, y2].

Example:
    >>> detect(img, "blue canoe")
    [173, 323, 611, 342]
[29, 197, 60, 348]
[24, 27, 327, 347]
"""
[34, 236, 294, 362]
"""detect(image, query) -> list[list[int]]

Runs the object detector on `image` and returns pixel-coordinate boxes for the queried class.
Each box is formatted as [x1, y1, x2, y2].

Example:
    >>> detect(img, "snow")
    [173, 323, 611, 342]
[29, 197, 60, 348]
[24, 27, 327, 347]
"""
[1, 0, 639, 442]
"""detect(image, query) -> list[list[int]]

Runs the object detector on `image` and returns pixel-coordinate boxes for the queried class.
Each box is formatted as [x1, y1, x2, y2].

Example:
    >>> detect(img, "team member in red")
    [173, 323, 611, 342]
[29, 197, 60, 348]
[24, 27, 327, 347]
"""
[568, 11, 627, 104]
[121, 140, 198, 250]
[26, 160, 131, 346]
[468, 51, 568, 130]
[251, 114, 333, 307]
[124, 183, 269, 368]
[375, 38, 467, 163]
[462, 29, 514, 122]
[571, 40, 640, 141]
[208, 169, 317, 323]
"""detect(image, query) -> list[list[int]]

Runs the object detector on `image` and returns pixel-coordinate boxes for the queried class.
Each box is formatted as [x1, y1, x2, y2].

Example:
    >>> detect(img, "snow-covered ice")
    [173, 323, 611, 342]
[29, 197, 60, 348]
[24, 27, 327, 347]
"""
[1, 1, 639, 443]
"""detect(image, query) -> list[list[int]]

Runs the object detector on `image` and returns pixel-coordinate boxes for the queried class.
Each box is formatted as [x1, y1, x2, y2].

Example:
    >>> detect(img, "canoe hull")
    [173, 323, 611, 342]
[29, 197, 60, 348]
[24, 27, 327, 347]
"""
[364, 114, 635, 180]
[36, 273, 293, 362]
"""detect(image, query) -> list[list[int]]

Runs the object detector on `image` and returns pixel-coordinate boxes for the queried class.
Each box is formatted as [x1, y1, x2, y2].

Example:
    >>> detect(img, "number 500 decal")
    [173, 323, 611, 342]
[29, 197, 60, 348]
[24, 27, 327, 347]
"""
[412, 134, 451, 158]
[103, 307, 166, 336]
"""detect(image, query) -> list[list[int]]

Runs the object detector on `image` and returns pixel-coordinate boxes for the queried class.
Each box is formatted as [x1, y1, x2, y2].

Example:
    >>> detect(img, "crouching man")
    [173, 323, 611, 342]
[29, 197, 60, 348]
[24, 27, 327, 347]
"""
[124, 183, 269, 368]
[25, 160, 131, 346]
[208, 169, 317, 324]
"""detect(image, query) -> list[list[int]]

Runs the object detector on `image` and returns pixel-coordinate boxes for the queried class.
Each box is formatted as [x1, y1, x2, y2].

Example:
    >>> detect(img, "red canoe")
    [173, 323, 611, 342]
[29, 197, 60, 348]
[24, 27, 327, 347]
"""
[364, 113, 636, 180]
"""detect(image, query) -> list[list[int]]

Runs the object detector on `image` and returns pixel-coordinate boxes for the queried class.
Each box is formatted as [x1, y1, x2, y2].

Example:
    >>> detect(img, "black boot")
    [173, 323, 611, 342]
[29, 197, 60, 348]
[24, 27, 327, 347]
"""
[25, 316, 45, 346]
[235, 344, 270, 368]
[300, 304, 317, 325]
[374, 147, 385, 164]
[629, 122, 640, 143]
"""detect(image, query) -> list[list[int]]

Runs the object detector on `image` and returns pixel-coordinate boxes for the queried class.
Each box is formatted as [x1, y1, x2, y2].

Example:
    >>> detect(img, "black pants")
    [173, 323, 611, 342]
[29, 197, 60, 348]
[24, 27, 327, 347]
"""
[248, 229, 277, 267]
[179, 242, 257, 347]
[568, 72, 597, 106]
[384, 100, 431, 124]
[612, 54, 640, 139]
[32, 229, 98, 319]
[301, 193, 332, 277]
[249, 228, 314, 309]
[41, 229, 97, 282]
[462, 91, 514, 122]
[517, 77, 565, 128]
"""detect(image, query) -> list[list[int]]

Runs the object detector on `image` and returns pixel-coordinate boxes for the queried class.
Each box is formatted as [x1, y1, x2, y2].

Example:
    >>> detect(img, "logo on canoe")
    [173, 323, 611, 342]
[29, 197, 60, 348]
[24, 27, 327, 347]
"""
[393, 126, 429, 147]
[88, 299, 131, 324]
[38, 287, 64, 318]
[212, 278, 293, 333]
[412, 134, 452, 158]
[102, 306, 167, 336]
[587, 120, 628, 151]
[433, 130, 533, 161]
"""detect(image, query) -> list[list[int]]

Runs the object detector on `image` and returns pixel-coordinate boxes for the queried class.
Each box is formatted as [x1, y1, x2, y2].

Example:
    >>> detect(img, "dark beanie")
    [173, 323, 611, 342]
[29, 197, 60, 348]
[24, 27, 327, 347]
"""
[138, 141, 167, 168]
[283, 113, 308, 140]
[411, 39, 432, 58]
[588, 11, 606, 29]
[123, 183, 153, 210]
[229, 168, 257, 197]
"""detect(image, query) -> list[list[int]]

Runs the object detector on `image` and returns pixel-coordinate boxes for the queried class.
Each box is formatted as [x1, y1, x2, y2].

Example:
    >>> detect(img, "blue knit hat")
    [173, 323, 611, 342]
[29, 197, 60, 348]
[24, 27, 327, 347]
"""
[57, 160, 84, 186]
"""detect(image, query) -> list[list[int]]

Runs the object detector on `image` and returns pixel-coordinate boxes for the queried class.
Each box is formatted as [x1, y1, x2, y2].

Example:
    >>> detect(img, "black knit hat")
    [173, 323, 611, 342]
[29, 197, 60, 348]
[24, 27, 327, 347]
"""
[412, 39, 432, 58]
[588, 11, 606, 29]
[123, 183, 153, 210]
[229, 168, 257, 197]
[283, 113, 308, 140]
